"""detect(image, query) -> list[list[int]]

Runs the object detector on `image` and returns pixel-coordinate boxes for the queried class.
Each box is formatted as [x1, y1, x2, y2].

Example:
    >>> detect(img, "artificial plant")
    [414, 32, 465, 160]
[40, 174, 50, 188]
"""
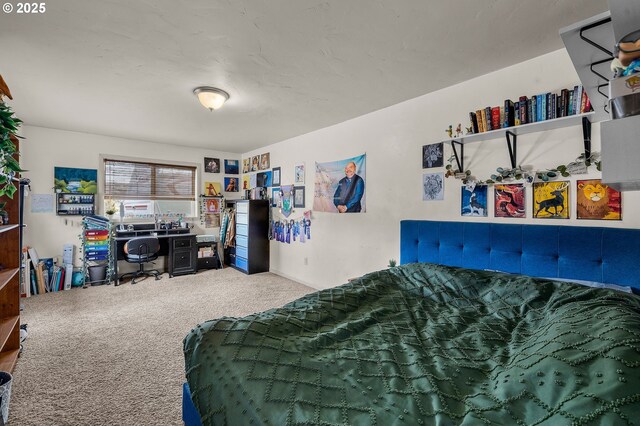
[0, 75, 23, 199]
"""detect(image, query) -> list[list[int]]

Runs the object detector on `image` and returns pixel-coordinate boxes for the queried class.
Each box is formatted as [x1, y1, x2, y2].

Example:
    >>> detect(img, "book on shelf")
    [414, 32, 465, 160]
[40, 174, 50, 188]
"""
[491, 107, 500, 130]
[484, 107, 492, 131]
[469, 112, 478, 134]
[478, 109, 486, 133]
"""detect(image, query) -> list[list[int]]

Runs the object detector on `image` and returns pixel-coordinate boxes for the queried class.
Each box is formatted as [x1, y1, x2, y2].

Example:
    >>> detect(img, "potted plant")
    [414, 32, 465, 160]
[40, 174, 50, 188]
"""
[104, 198, 118, 219]
[0, 75, 23, 199]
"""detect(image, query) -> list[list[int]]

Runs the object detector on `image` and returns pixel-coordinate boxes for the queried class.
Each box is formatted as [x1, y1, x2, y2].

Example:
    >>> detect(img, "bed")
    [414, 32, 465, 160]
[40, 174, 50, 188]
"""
[183, 221, 640, 425]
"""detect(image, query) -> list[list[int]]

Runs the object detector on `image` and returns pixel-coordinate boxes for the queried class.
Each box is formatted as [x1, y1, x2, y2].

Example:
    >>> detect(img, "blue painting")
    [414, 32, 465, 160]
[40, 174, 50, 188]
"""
[461, 185, 488, 217]
[224, 159, 239, 174]
[257, 171, 273, 187]
[54, 167, 98, 194]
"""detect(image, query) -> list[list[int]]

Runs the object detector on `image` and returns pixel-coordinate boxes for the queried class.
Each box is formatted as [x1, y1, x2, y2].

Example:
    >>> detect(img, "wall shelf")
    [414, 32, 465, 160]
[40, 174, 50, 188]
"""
[0, 224, 20, 234]
[445, 112, 594, 172]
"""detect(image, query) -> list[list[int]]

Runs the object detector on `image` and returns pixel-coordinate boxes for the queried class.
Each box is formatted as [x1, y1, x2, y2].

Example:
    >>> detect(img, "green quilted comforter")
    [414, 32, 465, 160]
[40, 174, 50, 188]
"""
[184, 263, 640, 425]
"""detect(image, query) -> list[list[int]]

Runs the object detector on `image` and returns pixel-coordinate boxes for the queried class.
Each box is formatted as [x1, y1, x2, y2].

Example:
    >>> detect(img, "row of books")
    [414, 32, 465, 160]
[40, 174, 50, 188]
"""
[22, 247, 72, 297]
[468, 85, 592, 134]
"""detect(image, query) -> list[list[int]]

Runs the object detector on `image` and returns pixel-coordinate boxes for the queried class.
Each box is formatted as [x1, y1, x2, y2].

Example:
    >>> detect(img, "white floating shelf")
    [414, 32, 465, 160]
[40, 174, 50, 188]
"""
[441, 112, 595, 145]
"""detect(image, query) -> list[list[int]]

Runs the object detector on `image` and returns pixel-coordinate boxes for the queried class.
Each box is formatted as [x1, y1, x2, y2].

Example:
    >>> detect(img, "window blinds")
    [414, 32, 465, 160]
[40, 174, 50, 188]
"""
[104, 159, 196, 200]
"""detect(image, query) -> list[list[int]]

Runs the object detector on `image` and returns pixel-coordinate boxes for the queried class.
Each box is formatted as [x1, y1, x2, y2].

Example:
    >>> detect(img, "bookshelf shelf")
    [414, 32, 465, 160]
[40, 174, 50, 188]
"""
[0, 224, 20, 234]
[0, 268, 19, 293]
[0, 348, 20, 372]
[445, 112, 594, 172]
[0, 316, 19, 350]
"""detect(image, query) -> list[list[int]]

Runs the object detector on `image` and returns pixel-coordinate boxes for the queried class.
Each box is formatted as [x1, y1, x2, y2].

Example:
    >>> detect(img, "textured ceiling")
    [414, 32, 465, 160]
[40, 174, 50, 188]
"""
[0, 0, 608, 152]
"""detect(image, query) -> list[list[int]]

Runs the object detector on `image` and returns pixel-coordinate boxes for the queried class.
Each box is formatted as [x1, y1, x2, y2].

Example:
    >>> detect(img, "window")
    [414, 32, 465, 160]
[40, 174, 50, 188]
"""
[104, 159, 197, 218]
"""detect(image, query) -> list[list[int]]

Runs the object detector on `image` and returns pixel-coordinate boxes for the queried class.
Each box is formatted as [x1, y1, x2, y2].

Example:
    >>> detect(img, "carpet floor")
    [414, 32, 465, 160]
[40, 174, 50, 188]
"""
[9, 268, 314, 426]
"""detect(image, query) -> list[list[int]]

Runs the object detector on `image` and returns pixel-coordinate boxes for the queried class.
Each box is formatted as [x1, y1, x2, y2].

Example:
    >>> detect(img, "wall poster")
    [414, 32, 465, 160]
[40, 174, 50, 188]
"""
[313, 154, 366, 213]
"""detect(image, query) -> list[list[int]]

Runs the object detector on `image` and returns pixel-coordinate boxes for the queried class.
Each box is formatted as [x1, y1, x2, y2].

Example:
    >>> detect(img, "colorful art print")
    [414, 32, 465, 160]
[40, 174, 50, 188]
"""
[257, 171, 273, 188]
[242, 158, 251, 174]
[533, 181, 569, 219]
[260, 153, 270, 170]
[224, 177, 239, 192]
[422, 143, 444, 169]
[294, 163, 305, 184]
[461, 185, 487, 217]
[242, 175, 250, 190]
[313, 154, 366, 213]
[280, 185, 294, 217]
[272, 167, 281, 186]
[205, 198, 221, 213]
[203, 181, 222, 196]
[494, 184, 526, 218]
[576, 179, 621, 220]
[249, 173, 257, 189]
[54, 167, 98, 194]
[204, 157, 220, 173]
[422, 172, 444, 201]
[294, 186, 305, 208]
[251, 156, 260, 172]
[224, 159, 239, 174]
[272, 187, 282, 207]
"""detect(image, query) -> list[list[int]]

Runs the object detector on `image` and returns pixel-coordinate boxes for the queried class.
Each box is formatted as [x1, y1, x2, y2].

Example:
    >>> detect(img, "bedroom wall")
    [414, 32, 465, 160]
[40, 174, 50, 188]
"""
[20, 125, 240, 265]
[245, 48, 640, 290]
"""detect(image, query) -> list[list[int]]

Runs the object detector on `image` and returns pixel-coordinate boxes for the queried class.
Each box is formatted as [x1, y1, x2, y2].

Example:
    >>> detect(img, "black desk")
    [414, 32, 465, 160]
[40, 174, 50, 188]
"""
[112, 230, 197, 284]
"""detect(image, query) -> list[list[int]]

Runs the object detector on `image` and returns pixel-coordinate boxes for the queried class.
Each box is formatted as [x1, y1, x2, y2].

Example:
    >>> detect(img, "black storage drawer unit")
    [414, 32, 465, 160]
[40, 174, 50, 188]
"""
[232, 200, 269, 275]
[168, 235, 197, 277]
[196, 241, 220, 271]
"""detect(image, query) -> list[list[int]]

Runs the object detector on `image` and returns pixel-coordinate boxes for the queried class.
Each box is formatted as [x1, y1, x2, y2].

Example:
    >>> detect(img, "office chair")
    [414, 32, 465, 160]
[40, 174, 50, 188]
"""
[119, 236, 162, 284]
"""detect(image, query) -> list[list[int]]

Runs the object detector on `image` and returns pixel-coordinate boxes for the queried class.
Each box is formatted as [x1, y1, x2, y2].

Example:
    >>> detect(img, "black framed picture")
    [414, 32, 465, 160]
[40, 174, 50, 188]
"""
[224, 159, 239, 174]
[293, 186, 305, 208]
[204, 157, 220, 173]
[272, 167, 281, 186]
[422, 142, 443, 168]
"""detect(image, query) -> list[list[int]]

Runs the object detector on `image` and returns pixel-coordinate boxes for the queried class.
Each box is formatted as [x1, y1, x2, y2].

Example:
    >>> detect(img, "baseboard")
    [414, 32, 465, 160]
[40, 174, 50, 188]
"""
[269, 269, 319, 291]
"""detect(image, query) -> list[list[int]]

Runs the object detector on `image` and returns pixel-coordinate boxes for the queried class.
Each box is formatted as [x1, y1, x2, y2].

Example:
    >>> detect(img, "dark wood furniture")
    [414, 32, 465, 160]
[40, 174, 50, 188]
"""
[233, 200, 269, 275]
[168, 235, 197, 277]
[0, 137, 23, 373]
[196, 241, 220, 271]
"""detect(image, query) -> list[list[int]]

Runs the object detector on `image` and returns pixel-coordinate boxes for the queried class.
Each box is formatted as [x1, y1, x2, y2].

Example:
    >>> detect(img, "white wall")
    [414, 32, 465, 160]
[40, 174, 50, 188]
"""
[245, 49, 640, 289]
[20, 125, 240, 266]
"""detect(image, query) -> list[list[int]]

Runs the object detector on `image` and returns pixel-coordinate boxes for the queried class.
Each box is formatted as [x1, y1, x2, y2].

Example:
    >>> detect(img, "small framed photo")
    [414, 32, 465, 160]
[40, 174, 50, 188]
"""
[294, 163, 305, 184]
[293, 186, 305, 208]
[251, 156, 260, 172]
[272, 167, 281, 186]
[204, 157, 220, 173]
[272, 187, 282, 207]
[224, 159, 239, 174]
[260, 153, 270, 170]
[242, 158, 250, 174]
[224, 177, 239, 192]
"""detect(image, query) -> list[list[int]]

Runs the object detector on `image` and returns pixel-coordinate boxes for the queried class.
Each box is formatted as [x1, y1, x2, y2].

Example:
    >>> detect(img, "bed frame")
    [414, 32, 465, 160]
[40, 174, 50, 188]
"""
[400, 220, 640, 289]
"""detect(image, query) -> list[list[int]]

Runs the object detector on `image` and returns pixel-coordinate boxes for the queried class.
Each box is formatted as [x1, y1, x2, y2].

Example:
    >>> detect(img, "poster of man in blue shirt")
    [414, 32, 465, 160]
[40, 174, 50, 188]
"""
[333, 161, 365, 213]
[314, 153, 366, 213]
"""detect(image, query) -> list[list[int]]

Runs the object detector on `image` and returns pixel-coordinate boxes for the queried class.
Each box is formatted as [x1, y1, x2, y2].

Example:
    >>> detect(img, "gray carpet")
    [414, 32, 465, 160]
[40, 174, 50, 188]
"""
[9, 268, 314, 425]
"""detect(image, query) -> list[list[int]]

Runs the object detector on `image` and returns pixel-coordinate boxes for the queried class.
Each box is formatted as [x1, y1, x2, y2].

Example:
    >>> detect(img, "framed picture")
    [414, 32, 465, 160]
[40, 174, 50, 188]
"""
[260, 153, 270, 170]
[272, 167, 281, 186]
[272, 187, 281, 207]
[224, 177, 239, 192]
[494, 184, 525, 218]
[293, 186, 305, 208]
[204, 181, 222, 196]
[461, 185, 487, 217]
[257, 171, 272, 187]
[533, 181, 569, 219]
[576, 179, 621, 220]
[54, 167, 98, 194]
[242, 158, 250, 174]
[422, 142, 444, 168]
[224, 159, 239, 174]
[422, 172, 444, 201]
[204, 157, 220, 173]
[294, 163, 305, 184]
[205, 198, 221, 214]
[251, 156, 260, 172]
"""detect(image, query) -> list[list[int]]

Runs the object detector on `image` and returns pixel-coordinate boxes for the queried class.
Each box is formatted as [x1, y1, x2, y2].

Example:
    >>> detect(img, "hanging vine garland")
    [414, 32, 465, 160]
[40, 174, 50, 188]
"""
[445, 152, 602, 187]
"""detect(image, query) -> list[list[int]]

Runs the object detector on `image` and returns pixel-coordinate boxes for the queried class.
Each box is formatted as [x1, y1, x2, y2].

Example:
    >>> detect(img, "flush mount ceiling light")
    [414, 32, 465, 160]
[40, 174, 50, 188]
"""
[193, 86, 230, 111]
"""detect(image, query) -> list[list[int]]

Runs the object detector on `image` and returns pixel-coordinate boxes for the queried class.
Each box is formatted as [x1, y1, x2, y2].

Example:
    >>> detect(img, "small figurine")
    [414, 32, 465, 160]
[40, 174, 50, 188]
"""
[465, 126, 473, 135]
[445, 125, 453, 138]
[455, 123, 462, 137]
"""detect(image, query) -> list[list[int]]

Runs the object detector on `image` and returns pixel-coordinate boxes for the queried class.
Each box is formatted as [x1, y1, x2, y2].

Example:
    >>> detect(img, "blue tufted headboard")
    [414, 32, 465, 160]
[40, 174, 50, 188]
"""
[400, 220, 640, 288]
